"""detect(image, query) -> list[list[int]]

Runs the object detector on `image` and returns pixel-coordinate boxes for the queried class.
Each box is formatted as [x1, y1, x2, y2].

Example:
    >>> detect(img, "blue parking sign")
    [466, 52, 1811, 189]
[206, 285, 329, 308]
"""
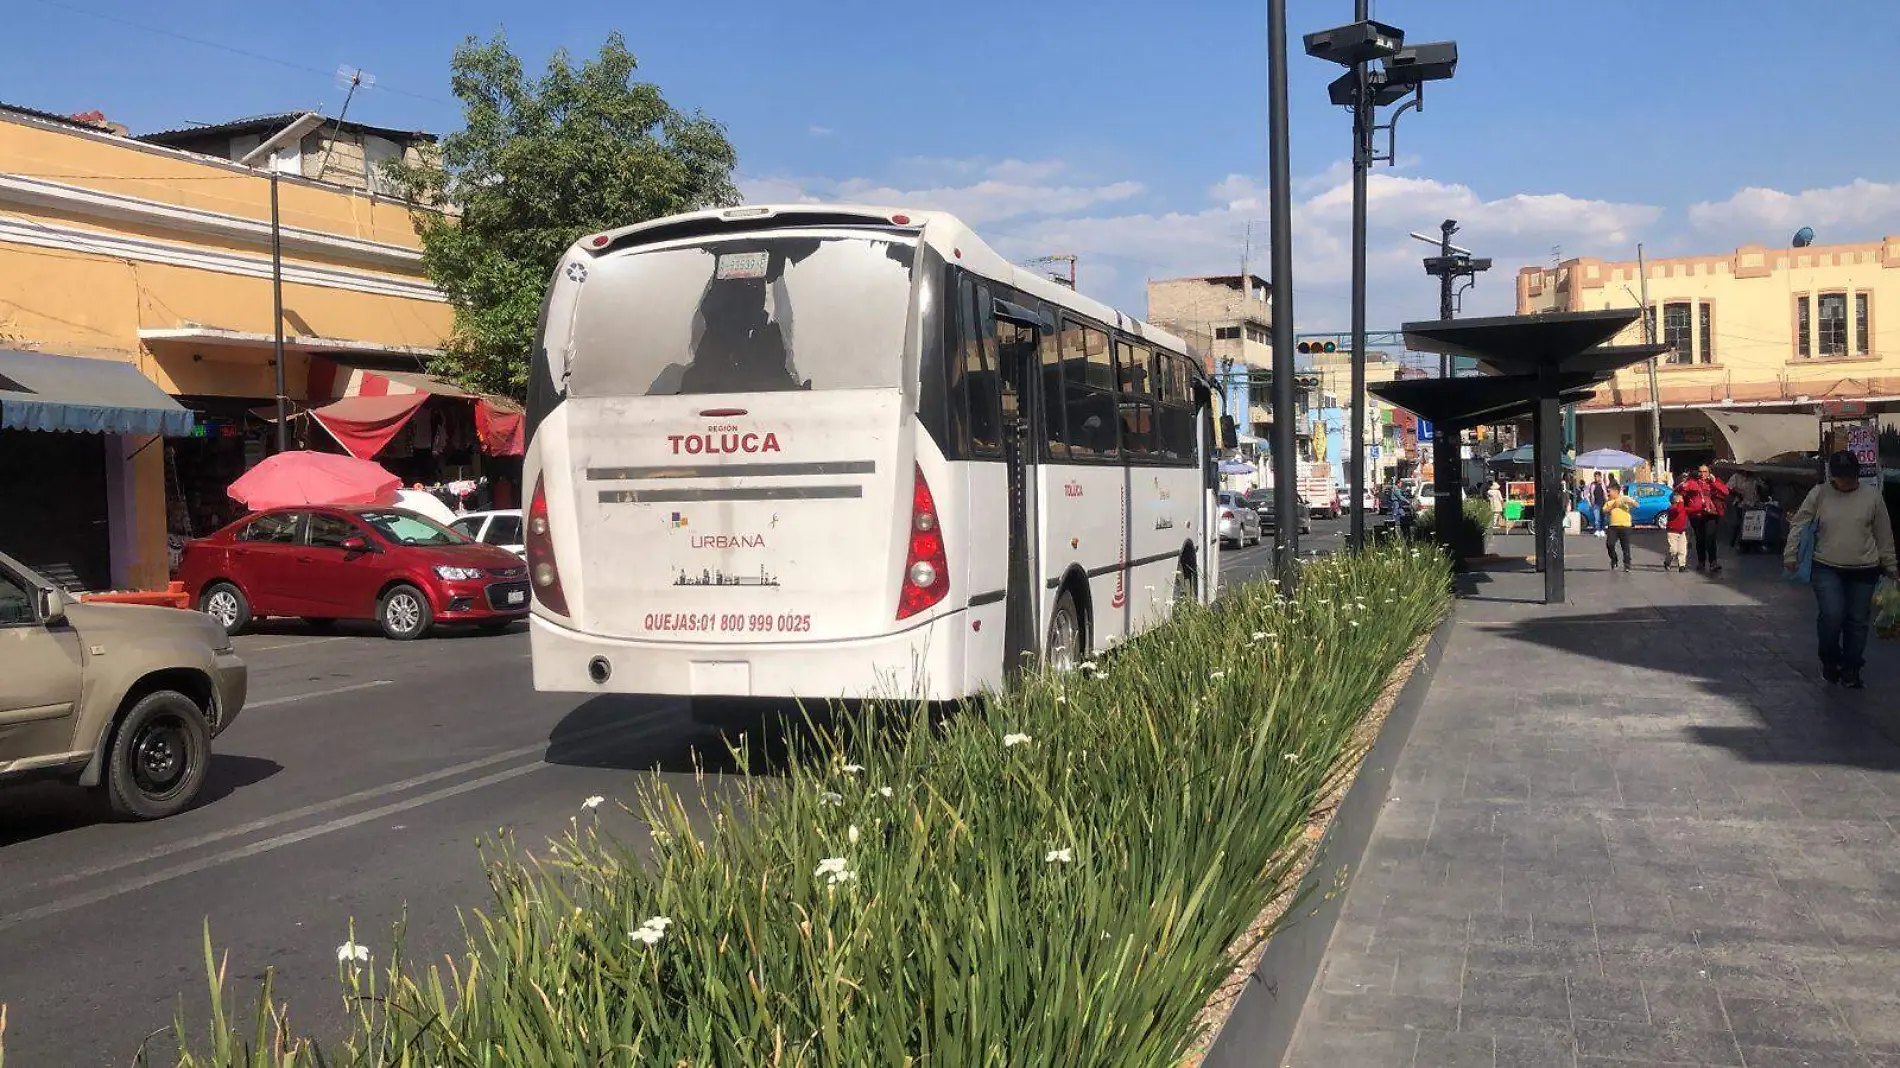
[1418, 419, 1434, 440]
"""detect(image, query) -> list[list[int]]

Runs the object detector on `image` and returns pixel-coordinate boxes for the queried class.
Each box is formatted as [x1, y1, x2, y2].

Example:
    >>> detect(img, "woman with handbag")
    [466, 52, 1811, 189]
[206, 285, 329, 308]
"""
[1784, 450, 1899, 688]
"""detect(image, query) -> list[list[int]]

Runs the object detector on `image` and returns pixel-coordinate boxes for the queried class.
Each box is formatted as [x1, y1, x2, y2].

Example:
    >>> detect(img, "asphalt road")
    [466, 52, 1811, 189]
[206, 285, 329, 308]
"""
[0, 521, 1350, 1065]
[0, 619, 742, 1067]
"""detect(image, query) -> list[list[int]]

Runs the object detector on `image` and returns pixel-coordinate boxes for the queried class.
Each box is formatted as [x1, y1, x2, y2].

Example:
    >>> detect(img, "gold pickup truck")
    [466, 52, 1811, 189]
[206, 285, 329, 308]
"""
[0, 550, 247, 819]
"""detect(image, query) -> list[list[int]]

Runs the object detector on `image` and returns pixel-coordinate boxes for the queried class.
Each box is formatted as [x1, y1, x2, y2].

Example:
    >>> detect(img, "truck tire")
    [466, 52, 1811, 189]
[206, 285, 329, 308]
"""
[104, 690, 211, 820]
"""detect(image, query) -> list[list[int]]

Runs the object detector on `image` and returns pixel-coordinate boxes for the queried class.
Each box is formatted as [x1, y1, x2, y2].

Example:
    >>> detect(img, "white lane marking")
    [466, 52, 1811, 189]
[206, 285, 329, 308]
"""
[245, 680, 393, 709]
[242, 636, 352, 654]
[12, 704, 687, 896]
[0, 712, 693, 932]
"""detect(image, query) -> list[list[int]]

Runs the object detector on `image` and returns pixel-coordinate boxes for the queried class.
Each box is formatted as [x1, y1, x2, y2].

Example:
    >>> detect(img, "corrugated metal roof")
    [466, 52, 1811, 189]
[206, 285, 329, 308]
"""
[0, 101, 117, 132]
[138, 112, 436, 146]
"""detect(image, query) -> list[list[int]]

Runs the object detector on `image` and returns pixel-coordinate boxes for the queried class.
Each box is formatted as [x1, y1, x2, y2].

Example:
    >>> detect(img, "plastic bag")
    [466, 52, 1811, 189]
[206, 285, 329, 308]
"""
[1875, 576, 1900, 640]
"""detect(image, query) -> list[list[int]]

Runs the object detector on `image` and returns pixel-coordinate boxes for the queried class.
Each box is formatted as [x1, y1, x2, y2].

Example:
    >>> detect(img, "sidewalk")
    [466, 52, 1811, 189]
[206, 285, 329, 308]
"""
[1283, 529, 1900, 1066]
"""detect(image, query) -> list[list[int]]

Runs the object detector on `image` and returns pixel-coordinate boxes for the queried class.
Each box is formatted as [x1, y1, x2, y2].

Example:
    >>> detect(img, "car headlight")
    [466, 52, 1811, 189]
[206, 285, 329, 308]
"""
[435, 565, 485, 581]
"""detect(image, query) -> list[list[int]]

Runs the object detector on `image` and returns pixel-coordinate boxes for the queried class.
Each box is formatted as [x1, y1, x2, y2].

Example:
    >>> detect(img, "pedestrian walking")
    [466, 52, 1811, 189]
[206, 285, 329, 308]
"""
[1486, 480, 1505, 530]
[1587, 474, 1608, 536]
[1602, 483, 1637, 571]
[1679, 463, 1731, 573]
[1784, 450, 1899, 688]
[1663, 490, 1691, 571]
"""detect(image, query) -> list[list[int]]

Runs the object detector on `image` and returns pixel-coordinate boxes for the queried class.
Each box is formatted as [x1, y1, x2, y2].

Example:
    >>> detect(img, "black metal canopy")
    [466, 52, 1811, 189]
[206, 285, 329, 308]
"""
[1370, 372, 1607, 430]
[1402, 309, 1643, 367]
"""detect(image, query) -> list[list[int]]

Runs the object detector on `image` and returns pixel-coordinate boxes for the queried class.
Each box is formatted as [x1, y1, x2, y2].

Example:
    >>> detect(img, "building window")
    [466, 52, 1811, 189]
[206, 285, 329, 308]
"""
[1244, 323, 1268, 344]
[1697, 303, 1713, 364]
[1797, 296, 1811, 358]
[1818, 292, 1849, 356]
[1662, 302, 1693, 364]
[1856, 292, 1871, 356]
[1213, 325, 1240, 341]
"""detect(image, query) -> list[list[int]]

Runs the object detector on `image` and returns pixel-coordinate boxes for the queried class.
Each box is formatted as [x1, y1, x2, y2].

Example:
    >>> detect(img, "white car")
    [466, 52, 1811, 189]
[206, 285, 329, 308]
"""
[449, 509, 525, 559]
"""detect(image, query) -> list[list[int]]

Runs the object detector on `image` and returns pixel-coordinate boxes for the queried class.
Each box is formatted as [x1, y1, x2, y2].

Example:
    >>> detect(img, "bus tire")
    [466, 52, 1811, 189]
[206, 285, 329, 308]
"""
[1175, 551, 1199, 603]
[1045, 589, 1084, 671]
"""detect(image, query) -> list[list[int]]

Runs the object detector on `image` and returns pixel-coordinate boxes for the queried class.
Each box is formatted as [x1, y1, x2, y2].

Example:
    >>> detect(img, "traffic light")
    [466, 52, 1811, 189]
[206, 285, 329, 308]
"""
[1297, 340, 1339, 354]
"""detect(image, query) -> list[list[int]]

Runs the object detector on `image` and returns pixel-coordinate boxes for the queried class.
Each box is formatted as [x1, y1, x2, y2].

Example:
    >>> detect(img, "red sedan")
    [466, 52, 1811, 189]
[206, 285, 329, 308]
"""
[179, 506, 531, 640]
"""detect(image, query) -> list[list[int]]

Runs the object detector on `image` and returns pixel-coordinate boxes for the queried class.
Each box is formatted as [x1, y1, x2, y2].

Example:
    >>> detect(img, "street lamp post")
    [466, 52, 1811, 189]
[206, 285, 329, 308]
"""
[1305, 17, 1458, 548]
[238, 112, 324, 454]
[1267, 0, 1301, 583]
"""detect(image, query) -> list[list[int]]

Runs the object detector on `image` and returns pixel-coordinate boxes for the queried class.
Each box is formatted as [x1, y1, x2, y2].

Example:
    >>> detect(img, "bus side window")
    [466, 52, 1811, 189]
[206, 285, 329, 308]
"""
[1059, 321, 1118, 460]
[945, 274, 975, 457]
[967, 283, 1003, 456]
[1154, 353, 1197, 464]
[1039, 326, 1069, 461]
[1116, 341, 1154, 458]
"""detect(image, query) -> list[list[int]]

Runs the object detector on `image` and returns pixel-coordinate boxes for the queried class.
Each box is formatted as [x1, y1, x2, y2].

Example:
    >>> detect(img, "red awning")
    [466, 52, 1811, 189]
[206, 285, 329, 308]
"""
[475, 399, 525, 457]
[309, 394, 427, 460]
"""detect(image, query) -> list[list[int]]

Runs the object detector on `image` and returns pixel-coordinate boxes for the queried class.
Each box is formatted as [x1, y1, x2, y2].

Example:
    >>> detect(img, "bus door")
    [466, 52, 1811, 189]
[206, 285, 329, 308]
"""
[992, 302, 1044, 675]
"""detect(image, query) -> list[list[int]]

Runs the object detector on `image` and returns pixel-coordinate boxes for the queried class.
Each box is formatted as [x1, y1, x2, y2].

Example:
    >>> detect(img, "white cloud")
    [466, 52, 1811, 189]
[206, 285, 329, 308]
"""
[738, 158, 1144, 227]
[807, 125, 834, 137]
[1687, 179, 1900, 243]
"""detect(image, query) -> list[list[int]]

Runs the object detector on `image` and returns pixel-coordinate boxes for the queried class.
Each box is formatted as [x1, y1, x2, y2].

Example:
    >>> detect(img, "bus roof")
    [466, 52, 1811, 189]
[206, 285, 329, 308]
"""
[575, 204, 1191, 358]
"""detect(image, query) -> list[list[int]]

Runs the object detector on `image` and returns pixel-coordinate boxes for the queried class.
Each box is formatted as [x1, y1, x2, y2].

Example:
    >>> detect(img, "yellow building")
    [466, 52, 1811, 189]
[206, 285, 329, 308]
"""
[1516, 237, 1900, 469]
[1, 103, 452, 592]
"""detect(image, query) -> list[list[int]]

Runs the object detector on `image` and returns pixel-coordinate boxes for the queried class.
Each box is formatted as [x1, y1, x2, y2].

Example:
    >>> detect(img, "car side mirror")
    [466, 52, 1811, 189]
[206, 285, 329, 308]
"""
[341, 535, 371, 553]
[37, 587, 66, 626]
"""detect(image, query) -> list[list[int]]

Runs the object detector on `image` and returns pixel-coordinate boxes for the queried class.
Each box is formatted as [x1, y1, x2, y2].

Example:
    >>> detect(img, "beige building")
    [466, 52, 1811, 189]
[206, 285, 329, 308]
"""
[1516, 236, 1900, 467]
[139, 113, 436, 195]
[1146, 274, 1273, 434]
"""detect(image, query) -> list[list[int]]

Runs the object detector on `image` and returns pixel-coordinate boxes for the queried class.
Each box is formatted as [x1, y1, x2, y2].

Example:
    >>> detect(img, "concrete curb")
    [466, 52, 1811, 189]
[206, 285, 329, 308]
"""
[1200, 604, 1457, 1068]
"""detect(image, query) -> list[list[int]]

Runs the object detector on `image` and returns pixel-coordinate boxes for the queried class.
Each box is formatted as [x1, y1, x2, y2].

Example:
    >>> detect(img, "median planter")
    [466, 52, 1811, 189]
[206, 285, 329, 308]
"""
[143, 547, 1452, 1068]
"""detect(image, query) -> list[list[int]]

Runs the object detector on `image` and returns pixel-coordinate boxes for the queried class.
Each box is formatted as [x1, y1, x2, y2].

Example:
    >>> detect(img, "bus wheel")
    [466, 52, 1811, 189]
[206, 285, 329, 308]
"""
[1175, 553, 1199, 603]
[1045, 590, 1084, 672]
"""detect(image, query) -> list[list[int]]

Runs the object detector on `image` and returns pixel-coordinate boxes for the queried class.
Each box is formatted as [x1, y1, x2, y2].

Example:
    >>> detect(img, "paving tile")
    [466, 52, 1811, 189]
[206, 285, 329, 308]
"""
[1566, 976, 1649, 1026]
[1825, 994, 1900, 1052]
[1643, 980, 1730, 1033]
[1494, 1033, 1578, 1068]
[1286, 1023, 1418, 1067]
[1735, 1048, 1875, 1068]
[1306, 989, 1460, 1034]
[1463, 970, 1572, 1022]
[1571, 1019, 1743, 1065]
[1720, 995, 1855, 1051]
[1412, 1028, 1496, 1068]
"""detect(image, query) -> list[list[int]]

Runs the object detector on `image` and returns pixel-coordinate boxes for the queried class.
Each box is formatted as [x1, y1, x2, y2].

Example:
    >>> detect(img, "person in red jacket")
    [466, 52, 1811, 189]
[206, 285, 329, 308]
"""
[1679, 464, 1731, 574]
[1663, 491, 1691, 572]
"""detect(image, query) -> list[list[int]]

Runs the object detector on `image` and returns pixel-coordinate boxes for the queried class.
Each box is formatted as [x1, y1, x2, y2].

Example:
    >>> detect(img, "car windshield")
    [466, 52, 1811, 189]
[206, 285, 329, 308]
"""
[358, 510, 469, 547]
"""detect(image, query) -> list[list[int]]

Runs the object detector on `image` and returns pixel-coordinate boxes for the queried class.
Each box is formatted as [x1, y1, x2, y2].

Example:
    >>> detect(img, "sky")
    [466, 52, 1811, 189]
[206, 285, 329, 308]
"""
[9, 0, 1900, 332]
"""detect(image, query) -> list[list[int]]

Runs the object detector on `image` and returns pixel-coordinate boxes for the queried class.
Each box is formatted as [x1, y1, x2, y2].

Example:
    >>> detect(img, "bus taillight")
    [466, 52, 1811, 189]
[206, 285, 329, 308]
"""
[526, 476, 569, 616]
[896, 464, 949, 620]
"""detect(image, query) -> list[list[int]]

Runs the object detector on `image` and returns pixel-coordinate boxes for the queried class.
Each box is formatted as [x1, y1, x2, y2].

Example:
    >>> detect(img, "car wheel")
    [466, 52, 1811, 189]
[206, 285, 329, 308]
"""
[200, 582, 251, 636]
[302, 617, 336, 631]
[378, 584, 434, 641]
[104, 690, 211, 820]
[1045, 589, 1084, 672]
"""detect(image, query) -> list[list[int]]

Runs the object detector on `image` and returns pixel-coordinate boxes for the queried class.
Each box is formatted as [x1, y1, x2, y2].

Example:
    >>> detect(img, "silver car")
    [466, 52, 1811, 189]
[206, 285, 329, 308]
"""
[1217, 491, 1263, 547]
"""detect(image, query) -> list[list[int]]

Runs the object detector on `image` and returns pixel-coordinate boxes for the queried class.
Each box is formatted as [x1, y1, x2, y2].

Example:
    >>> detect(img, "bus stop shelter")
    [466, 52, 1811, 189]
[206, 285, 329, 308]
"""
[1388, 310, 1668, 604]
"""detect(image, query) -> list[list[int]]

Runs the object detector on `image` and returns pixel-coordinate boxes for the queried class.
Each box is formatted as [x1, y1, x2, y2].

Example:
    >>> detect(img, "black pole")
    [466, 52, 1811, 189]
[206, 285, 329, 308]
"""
[1268, 0, 1299, 582]
[270, 171, 289, 453]
[1347, 0, 1370, 549]
[1535, 386, 1565, 603]
[1438, 219, 1457, 379]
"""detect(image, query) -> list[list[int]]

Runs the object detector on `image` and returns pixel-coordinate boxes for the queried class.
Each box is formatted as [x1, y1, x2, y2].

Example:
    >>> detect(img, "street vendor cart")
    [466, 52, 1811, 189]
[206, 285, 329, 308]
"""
[1734, 500, 1787, 553]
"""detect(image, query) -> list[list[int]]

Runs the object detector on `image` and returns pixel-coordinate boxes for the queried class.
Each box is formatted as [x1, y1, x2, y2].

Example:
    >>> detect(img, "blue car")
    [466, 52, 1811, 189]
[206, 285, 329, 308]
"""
[1624, 481, 1674, 527]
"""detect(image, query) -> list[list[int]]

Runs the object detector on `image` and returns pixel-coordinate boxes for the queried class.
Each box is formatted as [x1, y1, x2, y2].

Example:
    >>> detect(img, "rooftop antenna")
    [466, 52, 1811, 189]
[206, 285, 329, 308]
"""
[317, 65, 377, 181]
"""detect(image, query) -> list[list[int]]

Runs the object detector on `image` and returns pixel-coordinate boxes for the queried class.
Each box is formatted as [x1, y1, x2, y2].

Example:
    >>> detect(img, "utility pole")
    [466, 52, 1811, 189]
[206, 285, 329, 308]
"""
[237, 112, 322, 453]
[1346, 0, 1371, 549]
[1268, 0, 1301, 580]
[1636, 244, 1665, 479]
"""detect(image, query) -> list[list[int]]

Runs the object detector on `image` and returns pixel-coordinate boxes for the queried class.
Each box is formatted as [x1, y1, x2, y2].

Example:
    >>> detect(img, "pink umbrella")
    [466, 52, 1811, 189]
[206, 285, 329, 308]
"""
[227, 452, 400, 511]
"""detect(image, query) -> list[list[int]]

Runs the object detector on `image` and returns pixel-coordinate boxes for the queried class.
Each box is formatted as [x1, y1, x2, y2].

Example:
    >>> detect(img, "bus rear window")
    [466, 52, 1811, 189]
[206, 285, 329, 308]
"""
[568, 234, 916, 397]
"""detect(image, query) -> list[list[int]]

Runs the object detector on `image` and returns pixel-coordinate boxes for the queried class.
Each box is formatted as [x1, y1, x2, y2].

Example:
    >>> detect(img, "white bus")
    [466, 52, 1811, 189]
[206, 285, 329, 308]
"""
[522, 204, 1219, 703]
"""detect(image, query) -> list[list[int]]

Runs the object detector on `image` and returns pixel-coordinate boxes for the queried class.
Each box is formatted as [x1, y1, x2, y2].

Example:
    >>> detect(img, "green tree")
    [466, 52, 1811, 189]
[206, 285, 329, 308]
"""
[393, 32, 739, 398]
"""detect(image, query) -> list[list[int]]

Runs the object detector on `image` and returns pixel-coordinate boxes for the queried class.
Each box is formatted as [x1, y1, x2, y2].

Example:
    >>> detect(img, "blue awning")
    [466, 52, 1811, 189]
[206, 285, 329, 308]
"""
[0, 349, 193, 437]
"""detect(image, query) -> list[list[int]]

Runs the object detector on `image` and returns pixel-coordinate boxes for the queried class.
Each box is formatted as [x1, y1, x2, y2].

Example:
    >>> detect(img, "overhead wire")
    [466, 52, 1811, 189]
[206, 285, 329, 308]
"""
[21, 0, 453, 107]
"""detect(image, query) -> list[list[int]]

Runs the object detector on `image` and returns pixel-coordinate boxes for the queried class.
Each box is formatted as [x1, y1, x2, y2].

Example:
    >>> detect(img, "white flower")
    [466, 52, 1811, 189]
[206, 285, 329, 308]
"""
[814, 857, 854, 885]
[1283, 752, 1301, 763]
[848, 824, 860, 844]
[581, 795, 605, 810]
[1003, 732, 1032, 748]
[336, 941, 371, 963]
[841, 763, 864, 774]
[1251, 631, 1267, 640]
[878, 786, 894, 798]
[819, 791, 844, 806]
[630, 916, 671, 945]
[1350, 620, 1359, 628]
[1056, 694, 1067, 704]
[1209, 671, 1225, 680]
[1045, 847, 1073, 863]
[1079, 661, 1099, 672]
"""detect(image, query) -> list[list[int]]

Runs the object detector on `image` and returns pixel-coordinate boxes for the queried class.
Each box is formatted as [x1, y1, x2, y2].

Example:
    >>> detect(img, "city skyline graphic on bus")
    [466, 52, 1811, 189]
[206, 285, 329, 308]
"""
[674, 565, 780, 588]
